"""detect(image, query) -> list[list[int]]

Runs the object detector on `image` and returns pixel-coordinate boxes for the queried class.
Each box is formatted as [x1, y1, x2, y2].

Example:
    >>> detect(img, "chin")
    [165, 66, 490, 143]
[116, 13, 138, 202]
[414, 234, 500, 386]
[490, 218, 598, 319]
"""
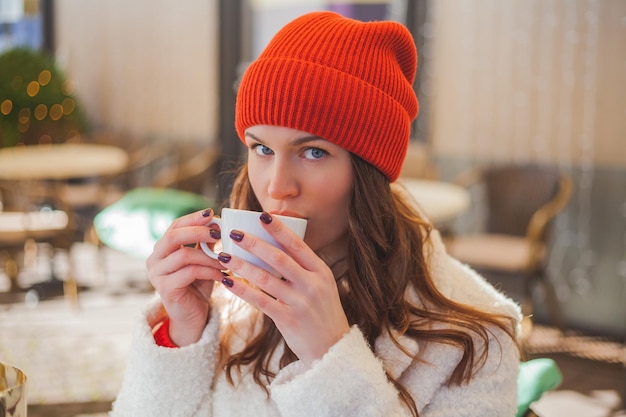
[303, 236, 320, 251]
[303, 233, 329, 252]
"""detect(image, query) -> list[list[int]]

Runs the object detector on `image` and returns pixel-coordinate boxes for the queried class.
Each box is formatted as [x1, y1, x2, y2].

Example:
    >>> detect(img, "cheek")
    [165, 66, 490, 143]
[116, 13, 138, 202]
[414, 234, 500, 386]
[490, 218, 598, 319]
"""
[309, 166, 351, 207]
[304, 172, 352, 246]
[319, 181, 350, 214]
[247, 160, 267, 198]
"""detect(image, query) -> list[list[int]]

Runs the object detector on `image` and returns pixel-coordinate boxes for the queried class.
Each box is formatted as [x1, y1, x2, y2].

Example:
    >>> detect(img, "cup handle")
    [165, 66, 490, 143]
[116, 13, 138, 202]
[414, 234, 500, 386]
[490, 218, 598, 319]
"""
[199, 218, 221, 259]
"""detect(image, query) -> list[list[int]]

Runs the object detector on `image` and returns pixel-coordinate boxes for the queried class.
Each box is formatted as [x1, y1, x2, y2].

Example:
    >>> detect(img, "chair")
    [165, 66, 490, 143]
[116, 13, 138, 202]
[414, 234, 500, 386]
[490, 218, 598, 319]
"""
[447, 164, 573, 333]
[517, 358, 563, 417]
[0, 181, 79, 307]
[0, 361, 28, 416]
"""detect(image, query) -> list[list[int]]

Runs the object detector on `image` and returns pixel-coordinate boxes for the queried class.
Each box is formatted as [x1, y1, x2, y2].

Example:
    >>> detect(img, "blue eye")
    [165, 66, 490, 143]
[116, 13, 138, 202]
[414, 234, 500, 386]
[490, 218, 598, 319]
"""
[303, 147, 327, 160]
[253, 144, 273, 156]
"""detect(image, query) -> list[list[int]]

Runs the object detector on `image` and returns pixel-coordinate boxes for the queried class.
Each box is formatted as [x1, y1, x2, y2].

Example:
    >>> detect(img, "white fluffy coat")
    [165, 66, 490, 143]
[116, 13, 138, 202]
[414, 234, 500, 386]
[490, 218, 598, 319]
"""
[111, 232, 521, 416]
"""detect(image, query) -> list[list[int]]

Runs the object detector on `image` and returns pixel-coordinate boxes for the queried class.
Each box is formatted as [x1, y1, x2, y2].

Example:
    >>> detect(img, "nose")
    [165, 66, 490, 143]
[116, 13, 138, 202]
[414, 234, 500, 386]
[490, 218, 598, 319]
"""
[267, 158, 299, 200]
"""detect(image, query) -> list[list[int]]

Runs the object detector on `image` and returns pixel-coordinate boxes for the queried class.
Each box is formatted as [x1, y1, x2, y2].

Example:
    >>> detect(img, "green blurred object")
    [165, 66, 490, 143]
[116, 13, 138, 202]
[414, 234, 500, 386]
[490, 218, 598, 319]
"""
[93, 187, 212, 259]
[517, 358, 563, 417]
[0, 47, 88, 147]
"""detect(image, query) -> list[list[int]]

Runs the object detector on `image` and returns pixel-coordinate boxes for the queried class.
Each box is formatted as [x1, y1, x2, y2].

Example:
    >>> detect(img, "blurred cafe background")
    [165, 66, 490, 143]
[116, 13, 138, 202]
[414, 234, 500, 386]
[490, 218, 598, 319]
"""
[0, 0, 625, 416]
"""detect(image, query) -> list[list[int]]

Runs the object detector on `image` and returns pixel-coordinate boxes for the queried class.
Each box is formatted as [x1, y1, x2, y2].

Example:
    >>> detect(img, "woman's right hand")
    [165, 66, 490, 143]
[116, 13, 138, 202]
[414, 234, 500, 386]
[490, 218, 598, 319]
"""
[146, 208, 225, 346]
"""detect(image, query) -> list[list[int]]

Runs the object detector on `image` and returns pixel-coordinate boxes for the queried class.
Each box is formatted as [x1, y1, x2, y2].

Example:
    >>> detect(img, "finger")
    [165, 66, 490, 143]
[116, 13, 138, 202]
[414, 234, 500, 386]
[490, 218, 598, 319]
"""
[167, 207, 215, 231]
[150, 210, 219, 262]
[191, 279, 215, 301]
[219, 250, 296, 302]
[257, 212, 322, 271]
[151, 262, 223, 303]
[221, 273, 286, 318]
[149, 246, 224, 290]
[222, 226, 311, 288]
[153, 245, 222, 276]
[148, 234, 203, 271]
[155, 224, 219, 256]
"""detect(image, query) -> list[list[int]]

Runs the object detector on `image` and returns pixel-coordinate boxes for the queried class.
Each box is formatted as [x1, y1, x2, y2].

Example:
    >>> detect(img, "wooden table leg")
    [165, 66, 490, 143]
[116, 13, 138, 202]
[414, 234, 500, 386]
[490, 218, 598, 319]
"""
[63, 265, 80, 310]
[1, 249, 22, 293]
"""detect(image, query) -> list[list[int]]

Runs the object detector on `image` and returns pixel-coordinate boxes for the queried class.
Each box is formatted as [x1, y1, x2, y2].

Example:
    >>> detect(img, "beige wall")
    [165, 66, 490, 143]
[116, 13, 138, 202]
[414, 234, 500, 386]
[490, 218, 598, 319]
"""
[428, 0, 626, 168]
[54, 0, 219, 142]
[424, 0, 626, 335]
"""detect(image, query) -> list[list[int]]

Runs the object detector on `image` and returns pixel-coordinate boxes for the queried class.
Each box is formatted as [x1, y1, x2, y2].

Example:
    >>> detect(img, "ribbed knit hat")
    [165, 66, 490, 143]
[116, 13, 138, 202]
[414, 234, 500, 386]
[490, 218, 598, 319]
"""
[235, 11, 418, 181]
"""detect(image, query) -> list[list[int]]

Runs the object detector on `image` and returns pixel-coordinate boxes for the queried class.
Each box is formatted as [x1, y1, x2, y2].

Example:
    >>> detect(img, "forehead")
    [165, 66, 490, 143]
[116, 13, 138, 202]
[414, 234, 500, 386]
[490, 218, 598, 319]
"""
[245, 125, 342, 149]
[245, 125, 312, 139]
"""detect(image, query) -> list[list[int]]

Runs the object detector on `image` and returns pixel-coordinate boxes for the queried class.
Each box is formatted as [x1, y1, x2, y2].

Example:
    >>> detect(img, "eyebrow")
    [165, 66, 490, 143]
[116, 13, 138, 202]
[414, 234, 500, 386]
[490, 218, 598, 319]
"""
[245, 132, 325, 146]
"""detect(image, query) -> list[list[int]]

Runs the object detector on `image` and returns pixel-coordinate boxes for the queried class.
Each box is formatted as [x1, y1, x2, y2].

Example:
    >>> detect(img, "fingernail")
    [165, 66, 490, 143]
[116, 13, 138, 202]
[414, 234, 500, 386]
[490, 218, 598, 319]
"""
[230, 230, 244, 242]
[201, 208, 213, 217]
[260, 211, 273, 224]
[221, 276, 234, 288]
[217, 252, 231, 263]
[209, 228, 221, 239]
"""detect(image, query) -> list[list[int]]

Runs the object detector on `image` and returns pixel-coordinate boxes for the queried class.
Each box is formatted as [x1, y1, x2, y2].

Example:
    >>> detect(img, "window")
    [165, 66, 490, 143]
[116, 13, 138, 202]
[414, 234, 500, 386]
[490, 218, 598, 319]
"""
[0, 0, 50, 54]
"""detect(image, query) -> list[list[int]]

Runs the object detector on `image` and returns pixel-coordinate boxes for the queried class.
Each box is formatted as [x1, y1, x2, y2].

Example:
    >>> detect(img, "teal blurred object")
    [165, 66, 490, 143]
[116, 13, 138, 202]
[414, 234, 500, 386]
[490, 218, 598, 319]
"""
[93, 187, 211, 259]
[517, 358, 563, 417]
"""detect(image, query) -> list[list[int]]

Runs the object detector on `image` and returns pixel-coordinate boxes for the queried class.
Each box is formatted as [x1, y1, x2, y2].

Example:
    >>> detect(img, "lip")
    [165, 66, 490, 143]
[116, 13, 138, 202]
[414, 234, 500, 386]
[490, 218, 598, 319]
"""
[270, 210, 306, 220]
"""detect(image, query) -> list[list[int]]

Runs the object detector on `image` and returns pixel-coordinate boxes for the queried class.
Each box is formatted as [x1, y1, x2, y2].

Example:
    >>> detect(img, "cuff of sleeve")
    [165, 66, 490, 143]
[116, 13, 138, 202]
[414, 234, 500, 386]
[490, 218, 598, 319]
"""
[152, 317, 179, 348]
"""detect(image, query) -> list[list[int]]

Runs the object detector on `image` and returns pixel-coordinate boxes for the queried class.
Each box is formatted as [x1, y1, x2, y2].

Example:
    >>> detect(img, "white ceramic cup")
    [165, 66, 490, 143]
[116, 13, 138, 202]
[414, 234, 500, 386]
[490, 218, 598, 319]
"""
[200, 208, 307, 276]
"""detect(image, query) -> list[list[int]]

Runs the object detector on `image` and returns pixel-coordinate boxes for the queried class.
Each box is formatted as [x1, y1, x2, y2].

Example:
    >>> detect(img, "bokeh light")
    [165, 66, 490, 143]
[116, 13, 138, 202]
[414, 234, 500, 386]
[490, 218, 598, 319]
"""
[27, 80, 40, 97]
[38, 69, 52, 86]
[49, 104, 64, 121]
[18, 108, 30, 123]
[0, 99, 12, 115]
[62, 97, 75, 115]
[34, 103, 48, 120]
[61, 80, 76, 95]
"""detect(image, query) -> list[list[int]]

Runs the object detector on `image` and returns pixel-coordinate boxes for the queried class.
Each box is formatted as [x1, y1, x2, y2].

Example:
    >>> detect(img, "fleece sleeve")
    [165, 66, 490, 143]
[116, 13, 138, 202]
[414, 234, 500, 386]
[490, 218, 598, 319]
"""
[269, 325, 519, 417]
[110, 305, 221, 417]
[419, 328, 520, 417]
[269, 326, 412, 417]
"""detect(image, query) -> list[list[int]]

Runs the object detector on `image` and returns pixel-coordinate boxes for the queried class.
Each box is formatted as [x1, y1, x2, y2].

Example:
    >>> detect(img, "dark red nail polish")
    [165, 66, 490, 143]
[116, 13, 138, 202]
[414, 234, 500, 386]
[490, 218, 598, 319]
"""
[217, 252, 231, 263]
[230, 230, 244, 242]
[209, 228, 221, 239]
[201, 208, 213, 217]
[260, 211, 273, 224]
[222, 276, 234, 288]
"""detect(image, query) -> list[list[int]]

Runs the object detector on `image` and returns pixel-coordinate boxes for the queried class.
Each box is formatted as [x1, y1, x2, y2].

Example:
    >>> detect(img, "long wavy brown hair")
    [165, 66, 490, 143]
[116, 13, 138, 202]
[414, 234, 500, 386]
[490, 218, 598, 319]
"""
[220, 155, 518, 416]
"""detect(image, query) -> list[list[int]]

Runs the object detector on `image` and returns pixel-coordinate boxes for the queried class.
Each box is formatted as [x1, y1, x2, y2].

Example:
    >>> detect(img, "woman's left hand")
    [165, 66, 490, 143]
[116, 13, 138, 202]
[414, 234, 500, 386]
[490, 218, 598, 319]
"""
[217, 212, 350, 367]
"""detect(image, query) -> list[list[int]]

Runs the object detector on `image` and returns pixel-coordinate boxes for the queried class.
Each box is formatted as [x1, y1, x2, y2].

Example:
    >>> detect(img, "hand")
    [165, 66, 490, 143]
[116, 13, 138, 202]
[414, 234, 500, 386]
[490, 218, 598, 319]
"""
[217, 212, 350, 367]
[147, 209, 225, 346]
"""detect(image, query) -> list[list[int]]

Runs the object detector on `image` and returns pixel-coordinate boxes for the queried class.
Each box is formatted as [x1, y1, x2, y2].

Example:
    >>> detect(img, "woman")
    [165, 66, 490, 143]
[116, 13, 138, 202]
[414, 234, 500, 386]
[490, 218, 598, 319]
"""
[111, 11, 520, 417]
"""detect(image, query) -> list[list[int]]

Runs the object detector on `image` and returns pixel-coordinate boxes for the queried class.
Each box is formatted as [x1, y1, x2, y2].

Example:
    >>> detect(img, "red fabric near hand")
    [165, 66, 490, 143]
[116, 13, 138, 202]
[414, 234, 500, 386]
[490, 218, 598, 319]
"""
[152, 317, 179, 348]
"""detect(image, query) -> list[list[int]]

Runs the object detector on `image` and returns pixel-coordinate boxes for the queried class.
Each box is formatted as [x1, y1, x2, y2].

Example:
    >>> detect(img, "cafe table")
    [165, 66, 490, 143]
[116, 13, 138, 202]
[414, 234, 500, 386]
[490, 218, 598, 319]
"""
[0, 143, 128, 181]
[0, 143, 129, 303]
[395, 177, 471, 226]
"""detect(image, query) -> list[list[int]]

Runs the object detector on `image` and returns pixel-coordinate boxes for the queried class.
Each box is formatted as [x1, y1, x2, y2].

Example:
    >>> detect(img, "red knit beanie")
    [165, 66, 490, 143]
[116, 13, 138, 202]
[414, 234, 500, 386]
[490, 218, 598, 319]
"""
[235, 11, 419, 181]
